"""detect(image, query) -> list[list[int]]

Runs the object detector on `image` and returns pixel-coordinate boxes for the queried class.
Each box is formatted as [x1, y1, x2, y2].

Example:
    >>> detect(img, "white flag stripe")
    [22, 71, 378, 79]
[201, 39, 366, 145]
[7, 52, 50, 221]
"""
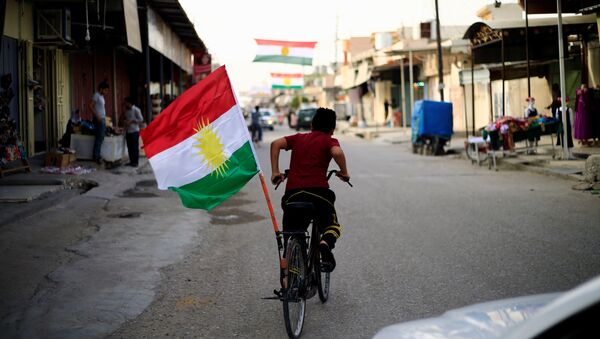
[149, 105, 249, 189]
[272, 77, 304, 87]
[256, 45, 314, 58]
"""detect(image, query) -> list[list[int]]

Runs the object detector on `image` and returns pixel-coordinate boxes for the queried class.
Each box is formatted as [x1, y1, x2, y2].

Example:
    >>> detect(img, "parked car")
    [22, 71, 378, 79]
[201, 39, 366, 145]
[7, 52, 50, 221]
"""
[373, 275, 600, 339]
[296, 108, 317, 131]
[260, 110, 275, 131]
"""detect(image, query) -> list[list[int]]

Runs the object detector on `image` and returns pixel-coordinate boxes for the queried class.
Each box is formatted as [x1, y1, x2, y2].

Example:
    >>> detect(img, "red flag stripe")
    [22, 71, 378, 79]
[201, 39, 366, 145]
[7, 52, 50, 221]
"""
[141, 66, 236, 159]
[255, 39, 317, 48]
[270, 73, 303, 78]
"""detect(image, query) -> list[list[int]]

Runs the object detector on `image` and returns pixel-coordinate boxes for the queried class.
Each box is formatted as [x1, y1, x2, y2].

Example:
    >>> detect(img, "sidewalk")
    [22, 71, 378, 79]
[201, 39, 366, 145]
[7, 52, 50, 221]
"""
[0, 154, 148, 226]
[339, 122, 599, 183]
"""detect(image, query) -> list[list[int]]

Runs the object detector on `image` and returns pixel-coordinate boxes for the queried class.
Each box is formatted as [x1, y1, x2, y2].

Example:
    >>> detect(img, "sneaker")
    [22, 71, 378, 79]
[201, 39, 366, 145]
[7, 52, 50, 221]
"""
[319, 242, 336, 272]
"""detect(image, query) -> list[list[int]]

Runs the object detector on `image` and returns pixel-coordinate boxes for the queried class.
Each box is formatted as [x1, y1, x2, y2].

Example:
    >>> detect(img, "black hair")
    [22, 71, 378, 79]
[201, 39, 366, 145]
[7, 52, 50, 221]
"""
[124, 96, 134, 105]
[98, 81, 110, 90]
[311, 107, 336, 133]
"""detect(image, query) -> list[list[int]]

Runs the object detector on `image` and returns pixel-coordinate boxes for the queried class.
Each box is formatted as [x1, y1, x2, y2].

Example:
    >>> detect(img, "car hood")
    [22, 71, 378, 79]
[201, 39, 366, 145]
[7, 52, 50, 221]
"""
[373, 293, 561, 339]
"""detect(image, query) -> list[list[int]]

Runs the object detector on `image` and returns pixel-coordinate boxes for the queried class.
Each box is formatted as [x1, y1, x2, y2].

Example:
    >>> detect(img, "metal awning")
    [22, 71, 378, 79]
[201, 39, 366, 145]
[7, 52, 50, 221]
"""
[341, 62, 372, 90]
[463, 15, 597, 65]
[145, 0, 205, 53]
[518, 0, 600, 14]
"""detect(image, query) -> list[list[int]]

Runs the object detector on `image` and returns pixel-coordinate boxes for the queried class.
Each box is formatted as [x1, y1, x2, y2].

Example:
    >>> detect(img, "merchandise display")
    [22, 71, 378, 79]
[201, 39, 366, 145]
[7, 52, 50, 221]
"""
[482, 115, 560, 152]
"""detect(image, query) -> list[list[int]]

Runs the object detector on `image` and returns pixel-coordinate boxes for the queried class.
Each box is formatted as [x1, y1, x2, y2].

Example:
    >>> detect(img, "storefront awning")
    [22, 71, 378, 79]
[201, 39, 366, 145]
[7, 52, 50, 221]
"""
[518, 0, 600, 14]
[123, 0, 142, 52]
[463, 15, 597, 65]
[341, 62, 372, 90]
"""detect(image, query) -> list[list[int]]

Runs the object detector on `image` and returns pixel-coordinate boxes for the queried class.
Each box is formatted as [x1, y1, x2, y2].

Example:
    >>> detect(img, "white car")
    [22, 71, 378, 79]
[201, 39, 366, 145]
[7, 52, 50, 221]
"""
[260, 110, 275, 130]
[373, 275, 600, 339]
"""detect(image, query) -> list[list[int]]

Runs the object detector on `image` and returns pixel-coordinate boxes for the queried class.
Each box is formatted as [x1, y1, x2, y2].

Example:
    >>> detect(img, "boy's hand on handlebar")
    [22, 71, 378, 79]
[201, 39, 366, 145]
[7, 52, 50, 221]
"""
[336, 171, 350, 182]
[271, 172, 285, 185]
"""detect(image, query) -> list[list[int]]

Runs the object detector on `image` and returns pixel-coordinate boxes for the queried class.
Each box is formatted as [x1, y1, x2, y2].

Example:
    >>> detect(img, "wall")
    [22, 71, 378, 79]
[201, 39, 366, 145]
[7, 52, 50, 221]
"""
[492, 77, 552, 120]
[374, 80, 392, 124]
[463, 82, 492, 133]
[3, 0, 33, 41]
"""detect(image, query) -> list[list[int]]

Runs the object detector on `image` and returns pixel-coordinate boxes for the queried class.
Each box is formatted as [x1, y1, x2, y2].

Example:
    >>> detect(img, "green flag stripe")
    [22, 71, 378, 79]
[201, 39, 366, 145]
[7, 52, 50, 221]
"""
[272, 85, 303, 89]
[169, 141, 258, 210]
[253, 55, 313, 66]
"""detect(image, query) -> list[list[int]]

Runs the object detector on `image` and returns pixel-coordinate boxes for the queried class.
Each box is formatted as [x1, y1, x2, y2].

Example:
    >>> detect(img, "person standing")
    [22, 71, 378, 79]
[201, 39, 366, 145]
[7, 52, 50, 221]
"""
[250, 105, 263, 142]
[123, 96, 144, 167]
[89, 81, 109, 164]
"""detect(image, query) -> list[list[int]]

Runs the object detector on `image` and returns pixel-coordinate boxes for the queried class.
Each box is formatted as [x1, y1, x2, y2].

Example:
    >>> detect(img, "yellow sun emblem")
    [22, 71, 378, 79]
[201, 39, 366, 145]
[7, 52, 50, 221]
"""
[193, 118, 229, 177]
[281, 46, 289, 56]
[283, 78, 292, 86]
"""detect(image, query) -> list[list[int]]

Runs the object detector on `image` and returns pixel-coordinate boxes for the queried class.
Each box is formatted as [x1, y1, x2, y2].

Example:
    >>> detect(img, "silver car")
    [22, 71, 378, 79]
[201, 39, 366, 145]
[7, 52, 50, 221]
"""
[373, 275, 600, 339]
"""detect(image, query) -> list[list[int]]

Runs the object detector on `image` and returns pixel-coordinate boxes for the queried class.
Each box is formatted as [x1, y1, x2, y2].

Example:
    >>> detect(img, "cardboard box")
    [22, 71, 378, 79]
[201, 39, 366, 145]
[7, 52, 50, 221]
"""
[45, 152, 76, 168]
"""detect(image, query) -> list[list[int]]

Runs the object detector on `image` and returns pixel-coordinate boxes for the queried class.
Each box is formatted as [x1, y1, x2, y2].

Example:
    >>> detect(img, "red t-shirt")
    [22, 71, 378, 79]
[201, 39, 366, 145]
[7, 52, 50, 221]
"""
[284, 131, 340, 191]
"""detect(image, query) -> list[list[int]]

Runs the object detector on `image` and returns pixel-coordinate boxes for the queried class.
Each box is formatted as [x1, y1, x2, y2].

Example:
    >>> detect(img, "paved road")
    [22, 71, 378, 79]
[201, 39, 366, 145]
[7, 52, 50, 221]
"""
[3, 125, 599, 339]
[109, 125, 600, 338]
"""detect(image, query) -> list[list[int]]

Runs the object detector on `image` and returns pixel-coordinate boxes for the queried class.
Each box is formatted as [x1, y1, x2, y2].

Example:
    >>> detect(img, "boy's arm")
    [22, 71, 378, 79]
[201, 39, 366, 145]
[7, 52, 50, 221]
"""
[270, 137, 288, 184]
[331, 146, 350, 181]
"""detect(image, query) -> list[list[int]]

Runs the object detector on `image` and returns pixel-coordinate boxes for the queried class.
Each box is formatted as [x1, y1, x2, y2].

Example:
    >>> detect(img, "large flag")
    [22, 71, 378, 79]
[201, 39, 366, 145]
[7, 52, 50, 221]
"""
[253, 39, 317, 66]
[271, 73, 304, 89]
[141, 66, 259, 210]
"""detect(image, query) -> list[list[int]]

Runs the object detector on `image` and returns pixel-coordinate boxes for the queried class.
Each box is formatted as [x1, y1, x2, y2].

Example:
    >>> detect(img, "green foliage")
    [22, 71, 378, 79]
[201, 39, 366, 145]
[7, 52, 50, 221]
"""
[291, 95, 309, 109]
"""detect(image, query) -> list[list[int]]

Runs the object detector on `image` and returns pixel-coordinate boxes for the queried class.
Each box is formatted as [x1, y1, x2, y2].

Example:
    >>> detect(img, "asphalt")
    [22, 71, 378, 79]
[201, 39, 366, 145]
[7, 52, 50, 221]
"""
[1, 123, 599, 226]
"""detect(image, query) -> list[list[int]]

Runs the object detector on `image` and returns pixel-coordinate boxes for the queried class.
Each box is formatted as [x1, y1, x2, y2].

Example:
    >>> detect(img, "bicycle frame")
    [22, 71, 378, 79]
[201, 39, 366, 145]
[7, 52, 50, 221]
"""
[277, 217, 320, 301]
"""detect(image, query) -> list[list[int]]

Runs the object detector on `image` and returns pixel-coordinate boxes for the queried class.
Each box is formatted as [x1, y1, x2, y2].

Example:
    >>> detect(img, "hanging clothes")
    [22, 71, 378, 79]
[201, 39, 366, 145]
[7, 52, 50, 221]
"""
[556, 105, 574, 148]
[590, 88, 600, 140]
[574, 87, 592, 141]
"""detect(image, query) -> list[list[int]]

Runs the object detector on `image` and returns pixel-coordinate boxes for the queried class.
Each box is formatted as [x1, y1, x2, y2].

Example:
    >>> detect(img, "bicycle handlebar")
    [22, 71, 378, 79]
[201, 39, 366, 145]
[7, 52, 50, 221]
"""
[274, 169, 352, 190]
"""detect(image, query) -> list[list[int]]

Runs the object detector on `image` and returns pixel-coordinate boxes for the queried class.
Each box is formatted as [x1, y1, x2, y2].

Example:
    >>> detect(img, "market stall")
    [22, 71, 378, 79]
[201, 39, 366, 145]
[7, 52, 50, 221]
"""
[483, 115, 560, 154]
[466, 115, 561, 171]
[70, 134, 128, 162]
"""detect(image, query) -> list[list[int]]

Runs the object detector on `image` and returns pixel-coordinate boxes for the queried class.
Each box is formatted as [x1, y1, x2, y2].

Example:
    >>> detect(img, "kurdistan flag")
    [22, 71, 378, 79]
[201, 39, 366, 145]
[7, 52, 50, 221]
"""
[253, 39, 316, 66]
[141, 66, 259, 210]
[271, 73, 303, 89]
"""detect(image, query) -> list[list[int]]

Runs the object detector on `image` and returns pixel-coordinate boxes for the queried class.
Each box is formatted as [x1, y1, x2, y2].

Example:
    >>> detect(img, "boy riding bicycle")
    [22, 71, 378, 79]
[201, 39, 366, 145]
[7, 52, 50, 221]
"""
[270, 107, 350, 272]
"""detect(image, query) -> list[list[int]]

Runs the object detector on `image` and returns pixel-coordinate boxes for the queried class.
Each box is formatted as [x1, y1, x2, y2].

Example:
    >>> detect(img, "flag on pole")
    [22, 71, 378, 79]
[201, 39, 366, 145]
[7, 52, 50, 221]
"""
[253, 39, 317, 66]
[141, 66, 259, 210]
[271, 73, 304, 89]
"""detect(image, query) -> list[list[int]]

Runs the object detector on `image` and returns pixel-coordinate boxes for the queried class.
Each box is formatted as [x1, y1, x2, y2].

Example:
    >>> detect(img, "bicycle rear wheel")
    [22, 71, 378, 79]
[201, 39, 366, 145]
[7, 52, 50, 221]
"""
[317, 253, 331, 303]
[283, 237, 306, 338]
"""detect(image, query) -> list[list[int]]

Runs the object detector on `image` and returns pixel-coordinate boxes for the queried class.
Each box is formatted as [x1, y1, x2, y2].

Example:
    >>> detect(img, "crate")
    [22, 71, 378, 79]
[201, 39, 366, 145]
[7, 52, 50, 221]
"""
[45, 152, 76, 168]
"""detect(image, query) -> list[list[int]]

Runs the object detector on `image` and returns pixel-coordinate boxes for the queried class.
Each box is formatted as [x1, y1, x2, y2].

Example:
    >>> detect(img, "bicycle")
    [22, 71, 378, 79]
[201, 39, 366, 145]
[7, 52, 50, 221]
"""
[267, 169, 351, 338]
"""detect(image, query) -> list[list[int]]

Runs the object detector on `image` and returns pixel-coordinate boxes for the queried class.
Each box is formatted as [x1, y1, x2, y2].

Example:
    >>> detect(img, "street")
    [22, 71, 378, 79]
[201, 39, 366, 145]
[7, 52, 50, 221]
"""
[2, 125, 600, 339]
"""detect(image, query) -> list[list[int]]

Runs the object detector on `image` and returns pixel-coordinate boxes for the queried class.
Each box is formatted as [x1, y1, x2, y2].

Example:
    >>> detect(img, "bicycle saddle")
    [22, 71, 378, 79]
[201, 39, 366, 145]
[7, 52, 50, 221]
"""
[284, 202, 315, 211]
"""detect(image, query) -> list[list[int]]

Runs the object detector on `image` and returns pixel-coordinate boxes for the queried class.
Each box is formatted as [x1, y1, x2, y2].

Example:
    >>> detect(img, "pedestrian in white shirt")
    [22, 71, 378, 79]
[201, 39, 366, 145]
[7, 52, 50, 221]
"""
[123, 96, 144, 167]
[89, 81, 109, 164]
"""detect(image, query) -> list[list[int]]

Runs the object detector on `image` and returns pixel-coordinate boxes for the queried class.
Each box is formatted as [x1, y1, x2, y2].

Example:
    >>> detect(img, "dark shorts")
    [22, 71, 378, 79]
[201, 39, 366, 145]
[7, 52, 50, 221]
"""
[281, 187, 341, 248]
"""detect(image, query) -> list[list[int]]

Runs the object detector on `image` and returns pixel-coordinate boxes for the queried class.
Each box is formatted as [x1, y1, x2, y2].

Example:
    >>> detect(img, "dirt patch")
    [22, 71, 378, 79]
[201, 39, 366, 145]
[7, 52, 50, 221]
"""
[209, 208, 264, 225]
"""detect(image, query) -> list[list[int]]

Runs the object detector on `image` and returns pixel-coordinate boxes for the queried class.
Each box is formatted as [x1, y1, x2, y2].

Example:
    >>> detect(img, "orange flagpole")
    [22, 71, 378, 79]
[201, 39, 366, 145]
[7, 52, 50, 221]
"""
[259, 172, 280, 233]
[258, 172, 286, 272]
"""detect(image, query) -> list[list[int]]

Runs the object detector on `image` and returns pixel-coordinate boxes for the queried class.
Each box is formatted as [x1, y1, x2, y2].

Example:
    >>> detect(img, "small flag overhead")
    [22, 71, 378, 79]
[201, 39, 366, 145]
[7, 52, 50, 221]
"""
[253, 39, 317, 66]
[271, 73, 304, 89]
[141, 66, 259, 210]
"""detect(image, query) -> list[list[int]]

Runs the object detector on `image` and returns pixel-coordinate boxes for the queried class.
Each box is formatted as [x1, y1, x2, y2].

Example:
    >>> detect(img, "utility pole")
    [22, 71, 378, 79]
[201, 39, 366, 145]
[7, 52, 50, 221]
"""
[434, 0, 444, 101]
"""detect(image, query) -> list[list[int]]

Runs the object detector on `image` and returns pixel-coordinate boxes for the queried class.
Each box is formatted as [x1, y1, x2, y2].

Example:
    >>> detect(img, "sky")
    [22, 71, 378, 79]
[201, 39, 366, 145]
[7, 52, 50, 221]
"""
[180, 0, 518, 94]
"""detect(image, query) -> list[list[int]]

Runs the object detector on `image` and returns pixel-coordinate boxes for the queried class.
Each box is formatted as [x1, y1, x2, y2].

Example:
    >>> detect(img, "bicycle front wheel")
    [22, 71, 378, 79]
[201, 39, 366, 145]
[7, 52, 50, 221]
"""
[283, 237, 306, 338]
